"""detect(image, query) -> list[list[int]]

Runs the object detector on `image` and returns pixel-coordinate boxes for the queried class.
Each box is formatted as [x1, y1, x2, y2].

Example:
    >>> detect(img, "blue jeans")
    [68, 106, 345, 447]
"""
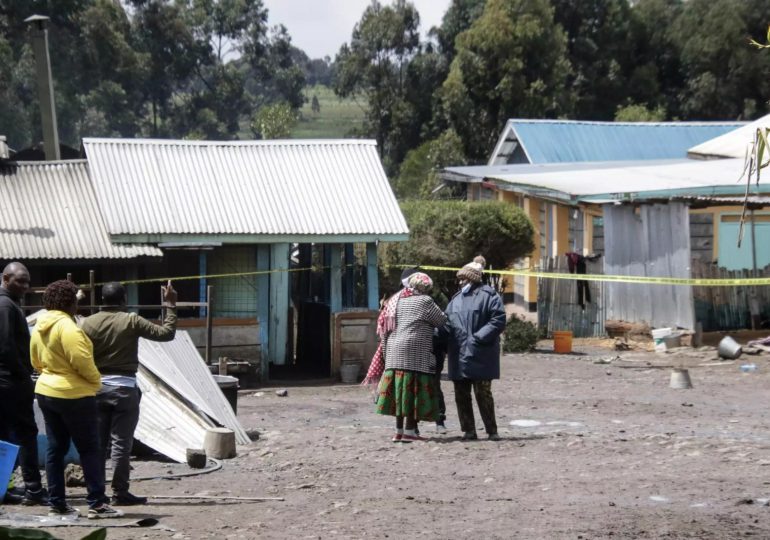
[97, 385, 141, 494]
[36, 394, 106, 509]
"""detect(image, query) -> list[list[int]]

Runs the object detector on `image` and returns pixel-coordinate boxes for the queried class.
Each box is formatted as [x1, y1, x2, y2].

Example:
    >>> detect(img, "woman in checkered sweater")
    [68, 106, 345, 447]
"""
[375, 272, 447, 442]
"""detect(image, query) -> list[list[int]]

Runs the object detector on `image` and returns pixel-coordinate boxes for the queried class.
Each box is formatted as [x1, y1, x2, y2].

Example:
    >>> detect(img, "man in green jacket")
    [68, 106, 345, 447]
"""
[80, 280, 177, 506]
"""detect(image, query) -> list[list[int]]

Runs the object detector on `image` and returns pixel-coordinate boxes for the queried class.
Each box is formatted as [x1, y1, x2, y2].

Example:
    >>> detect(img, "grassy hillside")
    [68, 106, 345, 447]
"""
[292, 84, 367, 139]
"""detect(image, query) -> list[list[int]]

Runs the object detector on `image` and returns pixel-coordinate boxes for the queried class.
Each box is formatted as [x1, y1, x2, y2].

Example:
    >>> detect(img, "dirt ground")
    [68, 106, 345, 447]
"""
[5, 339, 770, 539]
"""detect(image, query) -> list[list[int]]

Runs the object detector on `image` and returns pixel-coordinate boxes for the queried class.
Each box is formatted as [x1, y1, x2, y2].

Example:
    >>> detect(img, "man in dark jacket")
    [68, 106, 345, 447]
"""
[0, 262, 46, 505]
[446, 256, 506, 441]
[80, 281, 177, 506]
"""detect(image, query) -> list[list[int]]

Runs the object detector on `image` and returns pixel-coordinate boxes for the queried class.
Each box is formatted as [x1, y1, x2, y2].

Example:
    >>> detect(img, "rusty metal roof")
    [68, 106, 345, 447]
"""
[0, 160, 162, 259]
[83, 138, 409, 241]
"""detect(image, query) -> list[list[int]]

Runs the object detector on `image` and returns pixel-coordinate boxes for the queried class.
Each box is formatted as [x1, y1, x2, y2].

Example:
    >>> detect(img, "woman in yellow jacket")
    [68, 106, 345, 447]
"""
[31, 280, 123, 519]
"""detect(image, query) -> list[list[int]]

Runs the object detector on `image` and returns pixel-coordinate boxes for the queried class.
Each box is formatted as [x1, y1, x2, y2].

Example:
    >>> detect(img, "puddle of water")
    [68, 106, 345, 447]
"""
[509, 420, 542, 427]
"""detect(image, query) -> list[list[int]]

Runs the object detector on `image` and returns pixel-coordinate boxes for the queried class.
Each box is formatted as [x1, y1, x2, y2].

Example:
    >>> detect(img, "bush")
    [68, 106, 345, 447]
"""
[379, 200, 535, 299]
[503, 316, 539, 353]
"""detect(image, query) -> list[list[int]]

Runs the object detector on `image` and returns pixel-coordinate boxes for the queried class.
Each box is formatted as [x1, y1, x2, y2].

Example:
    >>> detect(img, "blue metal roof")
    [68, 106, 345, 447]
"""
[506, 120, 744, 164]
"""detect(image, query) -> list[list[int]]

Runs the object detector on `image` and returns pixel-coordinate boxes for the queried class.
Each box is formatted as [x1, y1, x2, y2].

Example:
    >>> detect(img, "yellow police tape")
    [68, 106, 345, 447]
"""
[410, 265, 770, 287]
[82, 263, 769, 288]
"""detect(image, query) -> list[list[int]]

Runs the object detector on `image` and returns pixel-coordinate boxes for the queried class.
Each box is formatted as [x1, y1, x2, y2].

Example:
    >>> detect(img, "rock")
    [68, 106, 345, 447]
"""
[276, 389, 288, 397]
[64, 464, 85, 487]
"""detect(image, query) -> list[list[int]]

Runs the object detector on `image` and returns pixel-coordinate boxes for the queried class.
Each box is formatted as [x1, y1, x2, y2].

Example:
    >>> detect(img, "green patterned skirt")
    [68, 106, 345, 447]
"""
[375, 369, 438, 422]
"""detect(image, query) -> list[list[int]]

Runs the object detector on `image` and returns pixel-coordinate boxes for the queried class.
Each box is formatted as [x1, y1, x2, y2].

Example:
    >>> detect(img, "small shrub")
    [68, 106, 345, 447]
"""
[503, 316, 539, 353]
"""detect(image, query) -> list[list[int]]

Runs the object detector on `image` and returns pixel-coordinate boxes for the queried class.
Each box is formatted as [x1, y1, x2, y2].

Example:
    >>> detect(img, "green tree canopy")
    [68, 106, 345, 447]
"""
[334, 0, 421, 171]
[394, 129, 466, 199]
[380, 200, 535, 298]
[440, 0, 571, 161]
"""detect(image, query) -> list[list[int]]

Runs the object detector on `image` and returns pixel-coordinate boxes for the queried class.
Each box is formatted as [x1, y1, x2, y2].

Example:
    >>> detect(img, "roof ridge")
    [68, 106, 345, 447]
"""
[82, 138, 377, 147]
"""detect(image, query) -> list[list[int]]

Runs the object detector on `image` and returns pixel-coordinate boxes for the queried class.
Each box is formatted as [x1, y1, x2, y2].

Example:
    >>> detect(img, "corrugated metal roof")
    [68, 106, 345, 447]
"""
[136, 366, 214, 463]
[492, 119, 744, 164]
[0, 160, 162, 259]
[138, 330, 250, 445]
[444, 157, 765, 200]
[83, 138, 409, 237]
[688, 114, 770, 159]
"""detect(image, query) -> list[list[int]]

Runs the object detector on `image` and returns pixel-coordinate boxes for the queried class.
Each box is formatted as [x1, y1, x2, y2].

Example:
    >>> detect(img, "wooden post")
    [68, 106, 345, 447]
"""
[199, 251, 208, 319]
[269, 243, 289, 366]
[366, 242, 379, 310]
[206, 285, 213, 365]
[344, 243, 355, 308]
[89, 270, 95, 315]
[329, 244, 342, 313]
[256, 245, 270, 381]
[126, 265, 139, 313]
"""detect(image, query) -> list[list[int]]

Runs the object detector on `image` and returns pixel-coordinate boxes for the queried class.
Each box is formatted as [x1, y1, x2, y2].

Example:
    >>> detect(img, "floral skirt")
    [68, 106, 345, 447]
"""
[375, 369, 438, 422]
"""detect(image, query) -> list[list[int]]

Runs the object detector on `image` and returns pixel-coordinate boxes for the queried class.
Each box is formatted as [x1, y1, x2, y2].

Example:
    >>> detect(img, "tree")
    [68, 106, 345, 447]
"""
[670, 0, 770, 119]
[380, 200, 535, 299]
[434, 0, 486, 60]
[624, 0, 685, 119]
[440, 0, 571, 161]
[131, 0, 202, 136]
[614, 103, 666, 121]
[250, 102, 297, 139]
[394, 129, 466, 199]
[334, 0, 421, 170]
[551, 0, 636, 120]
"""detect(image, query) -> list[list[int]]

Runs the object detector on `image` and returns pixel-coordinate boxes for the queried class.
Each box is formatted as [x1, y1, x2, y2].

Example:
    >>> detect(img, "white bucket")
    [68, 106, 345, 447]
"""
[652, 328, 672, 353]
[670, 368, 693, 389]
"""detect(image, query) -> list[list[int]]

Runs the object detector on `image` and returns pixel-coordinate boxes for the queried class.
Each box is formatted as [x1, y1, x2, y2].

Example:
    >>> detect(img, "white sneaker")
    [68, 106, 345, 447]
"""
[435, 423, 448, 434]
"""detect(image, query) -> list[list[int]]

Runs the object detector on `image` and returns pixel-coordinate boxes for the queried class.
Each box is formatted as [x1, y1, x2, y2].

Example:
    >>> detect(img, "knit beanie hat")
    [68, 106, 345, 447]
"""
[457, 255, 486, 284]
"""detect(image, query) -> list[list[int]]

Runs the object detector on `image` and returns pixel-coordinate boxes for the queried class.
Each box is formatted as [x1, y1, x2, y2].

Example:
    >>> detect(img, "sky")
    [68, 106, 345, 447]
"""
[262, 0, 452, 59]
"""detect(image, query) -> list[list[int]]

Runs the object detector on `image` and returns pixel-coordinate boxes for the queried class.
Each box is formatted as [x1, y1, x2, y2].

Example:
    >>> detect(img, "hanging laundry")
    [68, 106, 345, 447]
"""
[566, 252, 591, 309]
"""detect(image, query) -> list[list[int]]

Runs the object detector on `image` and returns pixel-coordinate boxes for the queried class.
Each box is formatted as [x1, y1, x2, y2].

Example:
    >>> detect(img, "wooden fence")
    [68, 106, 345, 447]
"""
[537, 257, 770, 336]
[692, 260, 770, 331]
[537, 256, 607, 338]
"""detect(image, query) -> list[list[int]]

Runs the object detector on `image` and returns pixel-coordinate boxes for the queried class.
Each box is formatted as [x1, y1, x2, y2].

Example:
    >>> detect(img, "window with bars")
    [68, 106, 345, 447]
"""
[208, 246, 258, 318]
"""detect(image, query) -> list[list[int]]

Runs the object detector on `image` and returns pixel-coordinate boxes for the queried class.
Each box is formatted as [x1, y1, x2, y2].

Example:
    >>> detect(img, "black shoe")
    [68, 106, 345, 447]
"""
[48, 504, 79, 517]
[21, 488, 48, 506]
[3, 492, 23, 505]
[461, 431, 478, 440]
[111, 491, 148, 506]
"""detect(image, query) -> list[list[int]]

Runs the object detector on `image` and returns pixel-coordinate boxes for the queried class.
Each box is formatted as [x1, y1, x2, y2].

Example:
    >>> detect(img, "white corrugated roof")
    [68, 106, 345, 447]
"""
[83, 138, 409, 238]
[0, 160, 162, 259]
[444, 158, 762, 199]
[139, 331, 250, 445]
[136, 366, 215, 463]
[688, 114, 770, 159]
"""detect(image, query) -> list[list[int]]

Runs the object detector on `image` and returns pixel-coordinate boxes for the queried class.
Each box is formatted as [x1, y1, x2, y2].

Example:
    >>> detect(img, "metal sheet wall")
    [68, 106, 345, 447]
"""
[604, 203, 694, 329]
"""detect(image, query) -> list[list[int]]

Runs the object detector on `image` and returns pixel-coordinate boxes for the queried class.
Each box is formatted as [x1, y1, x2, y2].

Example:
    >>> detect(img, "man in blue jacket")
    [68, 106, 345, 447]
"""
[446, 256, 506, 441]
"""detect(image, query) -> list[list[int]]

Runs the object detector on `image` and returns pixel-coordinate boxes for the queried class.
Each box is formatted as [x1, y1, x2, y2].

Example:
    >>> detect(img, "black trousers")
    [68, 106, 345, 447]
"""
[37, 394, 105, 509]
[97, 385, 141, 495]
[0, 378, 42, 491]
[453, 379, 497, 435]
[434, 352, 446, 424]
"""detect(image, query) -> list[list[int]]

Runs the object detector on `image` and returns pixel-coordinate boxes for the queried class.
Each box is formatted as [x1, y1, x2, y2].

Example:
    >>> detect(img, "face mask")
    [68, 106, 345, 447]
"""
[461, 283, 472, 294]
